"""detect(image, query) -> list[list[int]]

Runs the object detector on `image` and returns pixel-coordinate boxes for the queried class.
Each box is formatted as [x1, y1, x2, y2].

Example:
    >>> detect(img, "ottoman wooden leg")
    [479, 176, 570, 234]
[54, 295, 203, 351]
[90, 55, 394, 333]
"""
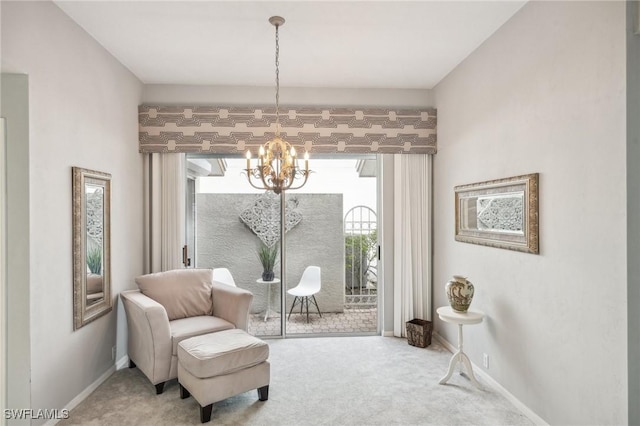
[200, 404, 213, 423]
[258, 385, 269, 401]
[179, 383, 190, 399]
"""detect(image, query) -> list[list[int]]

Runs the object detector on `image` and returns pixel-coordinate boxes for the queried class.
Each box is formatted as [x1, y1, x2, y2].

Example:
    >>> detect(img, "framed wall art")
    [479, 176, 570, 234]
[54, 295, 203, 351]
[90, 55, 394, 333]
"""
[455, 173, 539, 254]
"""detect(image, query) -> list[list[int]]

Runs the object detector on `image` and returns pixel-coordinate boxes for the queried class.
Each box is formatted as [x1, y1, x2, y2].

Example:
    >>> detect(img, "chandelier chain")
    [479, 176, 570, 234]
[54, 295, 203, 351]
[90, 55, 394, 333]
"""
[275, 23, 280, 133]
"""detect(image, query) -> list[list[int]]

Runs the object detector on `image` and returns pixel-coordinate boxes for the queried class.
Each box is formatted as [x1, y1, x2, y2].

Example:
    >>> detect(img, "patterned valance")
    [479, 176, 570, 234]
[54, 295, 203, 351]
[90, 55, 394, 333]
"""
[139, 105, 436, 154]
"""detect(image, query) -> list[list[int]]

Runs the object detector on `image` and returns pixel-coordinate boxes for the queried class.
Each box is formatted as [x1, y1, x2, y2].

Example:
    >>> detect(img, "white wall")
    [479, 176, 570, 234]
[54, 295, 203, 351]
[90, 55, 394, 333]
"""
[433, 2, 626, 424]
[627, 2, 640, 425]
[143, 84, 433, 108]
[1, 1, 143, 422]
[1, 75, 31, 424]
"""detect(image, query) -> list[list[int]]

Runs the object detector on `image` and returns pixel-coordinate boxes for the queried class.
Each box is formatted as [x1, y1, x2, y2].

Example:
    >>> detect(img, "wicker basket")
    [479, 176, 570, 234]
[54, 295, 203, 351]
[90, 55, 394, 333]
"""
[406, 319, 432, 348]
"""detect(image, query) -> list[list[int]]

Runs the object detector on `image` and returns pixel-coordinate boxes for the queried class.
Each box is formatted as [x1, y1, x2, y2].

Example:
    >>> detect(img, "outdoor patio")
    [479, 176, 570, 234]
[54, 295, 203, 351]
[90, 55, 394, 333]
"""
[248, 307, 377, 336]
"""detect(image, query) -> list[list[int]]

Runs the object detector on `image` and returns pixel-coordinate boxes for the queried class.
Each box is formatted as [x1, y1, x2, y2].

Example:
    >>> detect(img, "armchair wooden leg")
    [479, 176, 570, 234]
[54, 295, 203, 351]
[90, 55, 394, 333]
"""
[179, 383, 190, 399]
[129, 359, 136, 369]
[257, 385, 269, 401]
[200, 404, 213, 423]
[155, 382, 165, 395]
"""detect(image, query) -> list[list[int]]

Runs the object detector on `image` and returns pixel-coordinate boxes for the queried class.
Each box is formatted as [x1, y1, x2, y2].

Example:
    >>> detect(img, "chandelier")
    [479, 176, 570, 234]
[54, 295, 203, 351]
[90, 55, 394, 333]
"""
[245, 16, 310, 194]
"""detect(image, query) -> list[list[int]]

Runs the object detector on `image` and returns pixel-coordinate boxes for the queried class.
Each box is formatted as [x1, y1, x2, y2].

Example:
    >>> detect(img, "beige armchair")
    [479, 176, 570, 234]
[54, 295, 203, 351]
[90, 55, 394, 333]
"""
[121, 268, 253, 394]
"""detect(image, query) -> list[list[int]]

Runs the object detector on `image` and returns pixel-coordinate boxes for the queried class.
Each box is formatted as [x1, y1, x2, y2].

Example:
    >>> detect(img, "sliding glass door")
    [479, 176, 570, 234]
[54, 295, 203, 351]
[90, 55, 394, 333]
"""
[283, 157, 378, 336]
[186, 156, 282, 337]
[186, 154, 379, 338]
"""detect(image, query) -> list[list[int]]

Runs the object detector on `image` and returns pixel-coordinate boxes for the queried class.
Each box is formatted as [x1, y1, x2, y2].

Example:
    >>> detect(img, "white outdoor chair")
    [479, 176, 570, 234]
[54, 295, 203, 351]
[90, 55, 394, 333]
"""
[212, 268, 237, 287]
[287, 266, 322, 323]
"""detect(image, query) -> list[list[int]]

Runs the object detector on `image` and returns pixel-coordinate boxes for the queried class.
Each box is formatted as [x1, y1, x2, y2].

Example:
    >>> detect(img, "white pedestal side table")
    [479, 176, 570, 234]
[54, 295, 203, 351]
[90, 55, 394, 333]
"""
[256, 278, 280, 322]
[437, 306, 485, 388]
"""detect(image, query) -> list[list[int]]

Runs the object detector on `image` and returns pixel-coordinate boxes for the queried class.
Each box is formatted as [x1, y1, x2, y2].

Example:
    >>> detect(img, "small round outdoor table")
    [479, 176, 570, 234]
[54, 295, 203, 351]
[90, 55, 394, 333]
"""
[256, 278, 280, 322]
[437, 306, 485, 388]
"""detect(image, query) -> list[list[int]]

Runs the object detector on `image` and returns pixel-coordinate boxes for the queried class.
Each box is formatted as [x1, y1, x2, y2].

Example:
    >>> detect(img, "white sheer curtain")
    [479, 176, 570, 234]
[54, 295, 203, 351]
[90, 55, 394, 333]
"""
[393, 154, 432, 337]
[144, 153, 186, 273]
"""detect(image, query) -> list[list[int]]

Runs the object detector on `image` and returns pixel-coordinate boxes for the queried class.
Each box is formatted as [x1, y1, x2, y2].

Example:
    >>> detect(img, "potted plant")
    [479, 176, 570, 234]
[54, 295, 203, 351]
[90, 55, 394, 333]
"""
[87, 247, 102, 275]
[257, 243, 278, 281]
[86, 247, 104, 296]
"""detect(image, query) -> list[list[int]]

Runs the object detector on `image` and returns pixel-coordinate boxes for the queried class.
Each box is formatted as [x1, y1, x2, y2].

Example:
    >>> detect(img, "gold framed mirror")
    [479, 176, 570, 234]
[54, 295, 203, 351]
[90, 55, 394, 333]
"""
[72, 167, 112, 329]
[455, 173, 539, 254]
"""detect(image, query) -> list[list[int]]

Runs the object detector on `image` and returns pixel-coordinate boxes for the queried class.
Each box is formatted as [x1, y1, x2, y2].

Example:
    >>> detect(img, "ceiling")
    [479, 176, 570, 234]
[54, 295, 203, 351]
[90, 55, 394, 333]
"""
[54, 1, 526, 90]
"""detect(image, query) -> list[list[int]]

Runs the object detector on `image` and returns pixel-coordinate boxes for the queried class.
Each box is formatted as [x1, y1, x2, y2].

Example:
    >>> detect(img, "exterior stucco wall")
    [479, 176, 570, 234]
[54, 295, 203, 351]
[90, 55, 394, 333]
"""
[197, 193, 345, 314]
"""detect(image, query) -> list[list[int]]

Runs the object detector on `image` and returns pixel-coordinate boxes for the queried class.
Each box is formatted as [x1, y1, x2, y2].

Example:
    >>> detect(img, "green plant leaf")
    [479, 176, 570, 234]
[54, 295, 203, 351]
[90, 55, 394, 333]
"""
[87, 247, 102, 275]
[257, 243, 279, 272]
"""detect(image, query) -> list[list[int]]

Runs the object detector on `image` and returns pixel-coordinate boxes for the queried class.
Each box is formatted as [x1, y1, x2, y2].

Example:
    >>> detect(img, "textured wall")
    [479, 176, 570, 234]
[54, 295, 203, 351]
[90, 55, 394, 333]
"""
[197, 193, 345, 314]
[434, 2, 626, 424]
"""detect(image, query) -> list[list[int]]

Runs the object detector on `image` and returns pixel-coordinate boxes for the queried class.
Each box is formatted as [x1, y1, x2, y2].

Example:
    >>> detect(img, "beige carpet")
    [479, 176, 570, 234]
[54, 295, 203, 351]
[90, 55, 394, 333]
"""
[61, 336, 533, 426]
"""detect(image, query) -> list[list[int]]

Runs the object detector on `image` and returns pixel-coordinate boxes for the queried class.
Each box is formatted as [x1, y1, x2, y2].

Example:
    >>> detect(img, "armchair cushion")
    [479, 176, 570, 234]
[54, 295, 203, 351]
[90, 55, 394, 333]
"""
[135, 269, 213, 321]
[170, 316, 234, 355]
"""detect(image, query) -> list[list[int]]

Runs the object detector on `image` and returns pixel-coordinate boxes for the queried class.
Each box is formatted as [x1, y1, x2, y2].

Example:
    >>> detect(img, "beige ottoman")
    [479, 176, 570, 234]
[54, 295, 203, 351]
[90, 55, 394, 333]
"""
[177, 329, 270, 423]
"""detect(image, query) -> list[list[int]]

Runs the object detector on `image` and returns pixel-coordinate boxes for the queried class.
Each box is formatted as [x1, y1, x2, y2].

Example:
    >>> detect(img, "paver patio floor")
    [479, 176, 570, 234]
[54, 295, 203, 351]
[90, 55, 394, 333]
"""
[249, 308, 377, 336]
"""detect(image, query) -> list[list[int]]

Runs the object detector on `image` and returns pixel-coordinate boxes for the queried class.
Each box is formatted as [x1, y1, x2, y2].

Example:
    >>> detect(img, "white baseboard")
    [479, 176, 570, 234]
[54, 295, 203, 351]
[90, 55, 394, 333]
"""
[43, 359, 123, 426]
[432, 332, 548, 426]
[116, 355, 130, 370]
[433, 331, 455, 352]
[382, 330, 394, 337]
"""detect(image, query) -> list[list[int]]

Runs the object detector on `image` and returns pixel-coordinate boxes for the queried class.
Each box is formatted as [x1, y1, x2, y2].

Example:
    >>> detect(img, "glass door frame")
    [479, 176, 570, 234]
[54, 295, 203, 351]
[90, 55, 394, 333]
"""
[185, 153, 382, 338]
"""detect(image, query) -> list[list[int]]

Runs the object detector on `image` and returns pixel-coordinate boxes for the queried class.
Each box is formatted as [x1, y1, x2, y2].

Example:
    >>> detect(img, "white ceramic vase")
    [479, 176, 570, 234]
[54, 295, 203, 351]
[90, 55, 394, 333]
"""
[445, 275, 474, 312]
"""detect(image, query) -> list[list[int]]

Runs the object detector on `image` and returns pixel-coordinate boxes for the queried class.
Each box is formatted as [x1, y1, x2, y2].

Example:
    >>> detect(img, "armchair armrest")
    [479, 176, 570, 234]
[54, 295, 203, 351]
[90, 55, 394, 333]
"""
[211, 282, 253, 331]
[120, 290, 173, 384]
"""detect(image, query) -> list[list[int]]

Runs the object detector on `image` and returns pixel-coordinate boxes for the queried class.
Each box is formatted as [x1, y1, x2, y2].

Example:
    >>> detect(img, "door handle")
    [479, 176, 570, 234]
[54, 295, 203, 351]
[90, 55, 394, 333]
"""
[182, 245, 189, 267]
